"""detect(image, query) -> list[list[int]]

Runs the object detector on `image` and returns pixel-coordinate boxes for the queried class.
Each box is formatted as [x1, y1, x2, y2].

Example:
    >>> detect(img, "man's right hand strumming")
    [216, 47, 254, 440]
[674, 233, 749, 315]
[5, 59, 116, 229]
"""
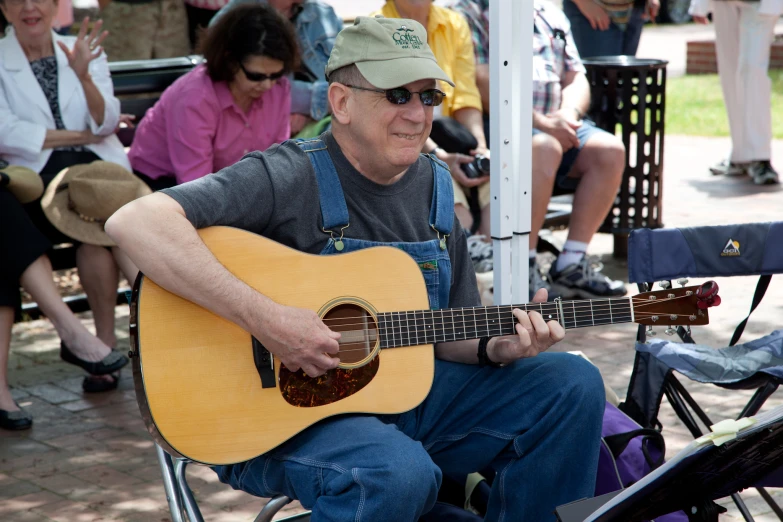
[254, 304, 342, 378]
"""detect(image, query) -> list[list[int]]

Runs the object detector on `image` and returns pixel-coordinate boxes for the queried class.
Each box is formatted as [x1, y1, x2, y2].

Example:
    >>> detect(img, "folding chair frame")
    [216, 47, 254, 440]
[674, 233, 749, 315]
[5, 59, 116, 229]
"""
[635, 281, 783, 522]
[155, 445, 311, 522]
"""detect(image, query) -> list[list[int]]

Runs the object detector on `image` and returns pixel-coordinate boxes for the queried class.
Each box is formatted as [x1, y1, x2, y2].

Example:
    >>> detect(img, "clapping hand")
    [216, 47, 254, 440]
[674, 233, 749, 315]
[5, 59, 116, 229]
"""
[56, 17, 109, 81]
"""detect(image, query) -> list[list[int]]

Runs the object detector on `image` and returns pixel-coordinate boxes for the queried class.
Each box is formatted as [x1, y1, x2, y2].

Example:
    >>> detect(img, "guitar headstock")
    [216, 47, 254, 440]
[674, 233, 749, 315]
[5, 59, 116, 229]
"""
[633, 280, 720, 327]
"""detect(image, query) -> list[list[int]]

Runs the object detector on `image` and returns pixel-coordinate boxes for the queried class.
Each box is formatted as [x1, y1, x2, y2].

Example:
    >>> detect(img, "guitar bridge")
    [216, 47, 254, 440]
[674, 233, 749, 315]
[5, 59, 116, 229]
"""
[252, 336, 276, 389]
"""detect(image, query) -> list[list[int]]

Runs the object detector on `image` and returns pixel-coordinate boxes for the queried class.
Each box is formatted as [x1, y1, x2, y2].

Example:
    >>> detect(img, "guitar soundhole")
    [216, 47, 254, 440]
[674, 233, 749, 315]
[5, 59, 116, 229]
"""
[279, 302, 380, 408]
[326, 303, 379, 366]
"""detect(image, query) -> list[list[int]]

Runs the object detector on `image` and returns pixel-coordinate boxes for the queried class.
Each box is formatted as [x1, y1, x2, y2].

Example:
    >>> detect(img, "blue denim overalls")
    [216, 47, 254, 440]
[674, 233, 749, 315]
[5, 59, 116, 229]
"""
[214, 139, 606, 522]
[297, 138, 454, 310]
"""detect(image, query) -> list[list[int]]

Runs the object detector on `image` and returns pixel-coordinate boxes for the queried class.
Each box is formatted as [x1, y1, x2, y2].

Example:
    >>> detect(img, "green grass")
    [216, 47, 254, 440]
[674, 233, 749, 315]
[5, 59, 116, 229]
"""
[664, 70, 783, 139]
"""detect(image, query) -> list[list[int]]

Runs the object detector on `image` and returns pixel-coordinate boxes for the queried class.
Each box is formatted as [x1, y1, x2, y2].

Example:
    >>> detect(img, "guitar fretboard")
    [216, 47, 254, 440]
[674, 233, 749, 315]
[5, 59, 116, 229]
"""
[376, 298, 633, 348]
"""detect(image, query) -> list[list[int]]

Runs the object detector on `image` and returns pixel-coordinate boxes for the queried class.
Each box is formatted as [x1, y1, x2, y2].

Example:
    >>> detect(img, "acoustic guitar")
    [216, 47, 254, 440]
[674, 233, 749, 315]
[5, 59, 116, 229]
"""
[129, 226, 719, 465]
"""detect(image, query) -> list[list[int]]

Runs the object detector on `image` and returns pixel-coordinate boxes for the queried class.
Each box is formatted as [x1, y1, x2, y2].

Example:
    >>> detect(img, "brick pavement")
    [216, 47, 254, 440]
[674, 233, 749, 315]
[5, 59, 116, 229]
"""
[2, 135, 782, 521]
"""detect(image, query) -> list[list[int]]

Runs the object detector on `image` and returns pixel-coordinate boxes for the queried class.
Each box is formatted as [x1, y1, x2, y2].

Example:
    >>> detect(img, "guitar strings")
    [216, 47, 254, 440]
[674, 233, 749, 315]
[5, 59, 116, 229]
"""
[324, 310, 687, 343]
[317, 293, 697, 325]
[318, 309, 693, 329]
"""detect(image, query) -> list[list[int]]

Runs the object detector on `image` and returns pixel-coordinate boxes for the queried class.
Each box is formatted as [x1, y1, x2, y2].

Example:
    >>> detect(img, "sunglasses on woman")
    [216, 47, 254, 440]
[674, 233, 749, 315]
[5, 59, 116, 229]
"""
[239, 63, 286, 83]
[346, 85, 446, 107]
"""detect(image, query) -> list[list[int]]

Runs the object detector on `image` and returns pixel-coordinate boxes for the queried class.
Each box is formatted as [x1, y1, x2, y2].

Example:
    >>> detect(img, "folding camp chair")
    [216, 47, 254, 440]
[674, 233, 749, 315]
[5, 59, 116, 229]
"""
[618, 222, 783, 521]
[154, 444, 311, 522]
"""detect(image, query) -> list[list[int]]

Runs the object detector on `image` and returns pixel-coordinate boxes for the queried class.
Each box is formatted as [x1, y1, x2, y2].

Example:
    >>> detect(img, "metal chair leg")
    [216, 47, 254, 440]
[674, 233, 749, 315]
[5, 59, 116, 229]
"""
[155, 444, 312, 522]
[738, 382, 779, 418]
[254, 495, 293, 522]
[756, 487, 783, 520]
[174, 459, 204, 522]
[664, 381, 705, 438]
[731, 492, 755, 522]
[156, 445, 186, 522]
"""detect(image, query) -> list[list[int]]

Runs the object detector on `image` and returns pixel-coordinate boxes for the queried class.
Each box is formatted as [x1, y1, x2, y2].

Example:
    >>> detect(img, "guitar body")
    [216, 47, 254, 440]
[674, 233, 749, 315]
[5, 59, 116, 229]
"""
[131, 226, 434, 465]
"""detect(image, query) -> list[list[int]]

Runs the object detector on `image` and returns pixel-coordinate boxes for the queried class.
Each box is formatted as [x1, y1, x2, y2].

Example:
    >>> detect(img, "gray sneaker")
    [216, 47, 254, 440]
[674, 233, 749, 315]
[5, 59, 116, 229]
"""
[467, 235, 494, 273]
[549, 256, 627, 299]
[710, 159, 748, 176]
[748, 161, 780, 186]
[529, 259, 560, 301]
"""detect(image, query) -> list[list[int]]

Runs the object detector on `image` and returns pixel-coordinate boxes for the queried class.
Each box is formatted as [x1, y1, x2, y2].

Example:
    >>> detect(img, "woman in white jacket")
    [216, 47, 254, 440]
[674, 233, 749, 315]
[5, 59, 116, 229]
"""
[689, 0, 781, 185]
[0, 0, 133, 429]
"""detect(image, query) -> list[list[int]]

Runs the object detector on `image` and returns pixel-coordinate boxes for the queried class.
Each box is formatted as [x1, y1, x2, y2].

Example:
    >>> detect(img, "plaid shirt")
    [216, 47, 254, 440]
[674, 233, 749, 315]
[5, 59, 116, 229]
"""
[451, 0, 585, 116]
[451, 0, 490, 64]
[532, 1, 585, 116]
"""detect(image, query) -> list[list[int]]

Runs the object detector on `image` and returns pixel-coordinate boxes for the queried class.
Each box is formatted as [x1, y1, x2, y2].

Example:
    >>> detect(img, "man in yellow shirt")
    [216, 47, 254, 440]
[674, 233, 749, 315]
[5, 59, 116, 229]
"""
[373, 0, 492, 240]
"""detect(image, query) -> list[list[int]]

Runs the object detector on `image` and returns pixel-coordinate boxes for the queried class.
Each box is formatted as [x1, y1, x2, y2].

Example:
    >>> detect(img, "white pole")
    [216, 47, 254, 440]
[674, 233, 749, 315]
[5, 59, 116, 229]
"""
[490, 0, 533, 305]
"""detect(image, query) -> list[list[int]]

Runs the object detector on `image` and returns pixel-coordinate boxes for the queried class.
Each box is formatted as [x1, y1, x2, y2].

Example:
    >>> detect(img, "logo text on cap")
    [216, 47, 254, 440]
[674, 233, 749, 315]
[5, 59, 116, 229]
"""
[393, 25, 423, 49]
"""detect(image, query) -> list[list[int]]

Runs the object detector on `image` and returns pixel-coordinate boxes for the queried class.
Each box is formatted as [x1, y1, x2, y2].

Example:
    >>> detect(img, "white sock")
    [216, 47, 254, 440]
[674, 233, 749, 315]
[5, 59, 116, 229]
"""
[529, 249, 537, 261]
[556, 240, 588, 271]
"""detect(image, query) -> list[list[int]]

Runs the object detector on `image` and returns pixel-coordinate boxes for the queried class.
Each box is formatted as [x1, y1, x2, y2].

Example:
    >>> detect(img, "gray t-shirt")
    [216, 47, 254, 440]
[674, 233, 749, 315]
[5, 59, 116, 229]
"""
[162, 131, 481, 310]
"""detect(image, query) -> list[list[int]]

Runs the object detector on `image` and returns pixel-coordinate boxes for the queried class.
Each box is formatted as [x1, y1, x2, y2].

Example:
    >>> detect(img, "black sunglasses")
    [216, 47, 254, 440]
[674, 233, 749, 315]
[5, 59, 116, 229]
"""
[239, 62, 285, 83]
[346, 85, 446, 107]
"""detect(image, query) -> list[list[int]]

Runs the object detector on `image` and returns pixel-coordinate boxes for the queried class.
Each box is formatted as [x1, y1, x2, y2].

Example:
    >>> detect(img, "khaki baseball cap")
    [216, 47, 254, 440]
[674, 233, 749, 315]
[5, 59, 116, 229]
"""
[325, 16, 454, 89]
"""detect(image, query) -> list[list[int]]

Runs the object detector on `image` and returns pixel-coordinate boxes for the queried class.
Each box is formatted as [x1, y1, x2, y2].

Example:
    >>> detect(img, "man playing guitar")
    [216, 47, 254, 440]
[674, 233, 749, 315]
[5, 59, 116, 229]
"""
[106, 16, 605, 522]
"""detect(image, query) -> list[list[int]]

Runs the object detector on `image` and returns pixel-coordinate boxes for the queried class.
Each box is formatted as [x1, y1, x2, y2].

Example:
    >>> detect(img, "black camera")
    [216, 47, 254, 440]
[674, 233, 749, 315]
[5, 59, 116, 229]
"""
[463, 154, 490, 179]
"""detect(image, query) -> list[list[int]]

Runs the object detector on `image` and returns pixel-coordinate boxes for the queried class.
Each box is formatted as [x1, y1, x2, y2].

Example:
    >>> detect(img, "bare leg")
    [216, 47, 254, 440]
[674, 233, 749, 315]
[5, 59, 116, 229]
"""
[530, 134, 563, 249]
[477, 204, 492, 239]
[567, 134, 625, 243]
[112, 246, 139, 284]
[20, 255, 111, 362]
[76, 244, 119, 348]
[0, 307, 17, 412]
[454, 203, 474, 232]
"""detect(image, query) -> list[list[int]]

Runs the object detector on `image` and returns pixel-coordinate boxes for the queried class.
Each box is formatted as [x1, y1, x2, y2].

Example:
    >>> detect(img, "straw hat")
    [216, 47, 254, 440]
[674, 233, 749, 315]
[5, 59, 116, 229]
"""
[41, 161, 151, 247]
[0, 161, 44, 203]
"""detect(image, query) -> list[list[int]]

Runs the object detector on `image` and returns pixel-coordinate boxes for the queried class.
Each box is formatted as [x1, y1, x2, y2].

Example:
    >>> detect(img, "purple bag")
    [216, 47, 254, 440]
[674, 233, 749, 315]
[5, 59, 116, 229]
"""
[598, 402, 688, 521]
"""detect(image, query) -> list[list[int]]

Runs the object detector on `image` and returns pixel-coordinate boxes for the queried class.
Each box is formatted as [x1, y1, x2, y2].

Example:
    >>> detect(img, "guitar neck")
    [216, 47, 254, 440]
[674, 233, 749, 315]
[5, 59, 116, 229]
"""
[377, 297, 634, 348]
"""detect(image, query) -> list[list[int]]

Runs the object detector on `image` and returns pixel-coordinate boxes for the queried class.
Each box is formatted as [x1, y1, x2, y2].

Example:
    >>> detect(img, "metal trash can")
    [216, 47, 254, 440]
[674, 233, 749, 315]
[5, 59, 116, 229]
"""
[582, 57, 668, 258]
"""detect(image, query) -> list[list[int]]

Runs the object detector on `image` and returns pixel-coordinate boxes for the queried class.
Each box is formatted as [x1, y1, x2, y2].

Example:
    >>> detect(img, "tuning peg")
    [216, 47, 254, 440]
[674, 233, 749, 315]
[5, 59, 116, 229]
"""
[665, 327, 676, 336]
[659, 281, 671, 289]
[677, 278, 689, 287]
[647, 327, 656, 337]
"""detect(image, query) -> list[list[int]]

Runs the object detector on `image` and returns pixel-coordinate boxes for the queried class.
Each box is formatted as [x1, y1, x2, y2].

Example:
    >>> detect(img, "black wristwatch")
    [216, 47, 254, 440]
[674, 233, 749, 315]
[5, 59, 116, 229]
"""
[477, 337, 504, 368]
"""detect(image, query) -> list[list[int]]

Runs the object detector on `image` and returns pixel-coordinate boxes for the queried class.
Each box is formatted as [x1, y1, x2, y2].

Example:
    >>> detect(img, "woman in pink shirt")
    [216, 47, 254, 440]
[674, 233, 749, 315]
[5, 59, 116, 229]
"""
[128, 4, 297, 189]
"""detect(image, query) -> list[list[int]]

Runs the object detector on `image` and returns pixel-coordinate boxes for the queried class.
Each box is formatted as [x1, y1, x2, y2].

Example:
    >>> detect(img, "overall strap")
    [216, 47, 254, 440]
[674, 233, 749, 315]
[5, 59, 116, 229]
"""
[296, 138, 349, 232]
[427, 154, 455, 237]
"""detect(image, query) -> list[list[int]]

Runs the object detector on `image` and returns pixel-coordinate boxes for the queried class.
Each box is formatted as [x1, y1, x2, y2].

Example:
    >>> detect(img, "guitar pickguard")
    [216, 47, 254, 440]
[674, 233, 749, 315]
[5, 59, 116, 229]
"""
[279, 357, 380, 407]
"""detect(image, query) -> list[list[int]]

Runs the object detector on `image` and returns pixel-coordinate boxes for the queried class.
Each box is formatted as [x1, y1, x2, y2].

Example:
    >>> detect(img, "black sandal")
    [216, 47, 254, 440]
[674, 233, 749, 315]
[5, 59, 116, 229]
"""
[60, 342, 129, 376]
[82, 373, 120, 393]
[0, 404, 32, 430]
